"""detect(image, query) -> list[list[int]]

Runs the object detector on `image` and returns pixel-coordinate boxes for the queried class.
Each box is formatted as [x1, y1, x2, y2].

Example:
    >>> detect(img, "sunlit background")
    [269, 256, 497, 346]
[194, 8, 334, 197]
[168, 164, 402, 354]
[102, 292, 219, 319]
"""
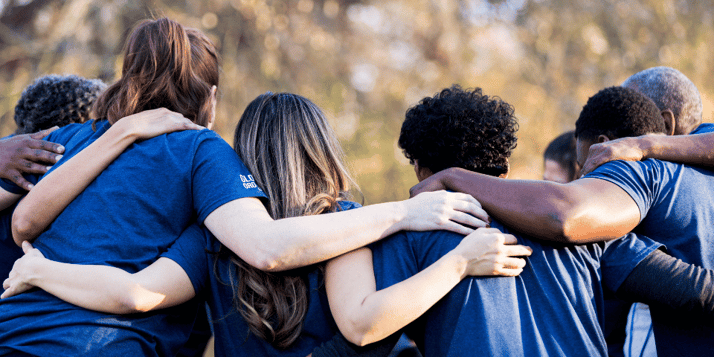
[1, 0, 713, 205]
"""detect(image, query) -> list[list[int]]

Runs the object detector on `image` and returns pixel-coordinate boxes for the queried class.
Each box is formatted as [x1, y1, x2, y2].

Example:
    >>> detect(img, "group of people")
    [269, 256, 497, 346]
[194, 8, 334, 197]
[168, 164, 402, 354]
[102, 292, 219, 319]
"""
[0, 16, 711, 357]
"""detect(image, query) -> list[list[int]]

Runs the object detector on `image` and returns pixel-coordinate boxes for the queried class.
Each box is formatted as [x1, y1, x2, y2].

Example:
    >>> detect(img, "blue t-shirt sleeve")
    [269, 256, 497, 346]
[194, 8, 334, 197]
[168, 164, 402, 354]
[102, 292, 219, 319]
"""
[601, 233, 663, 292]
[585, 159, 664, 223]
[161, 223, 212, 294]
[370, 232, 420, 291]
[689, 123, 714, 134]
[191, 131, 267, 223]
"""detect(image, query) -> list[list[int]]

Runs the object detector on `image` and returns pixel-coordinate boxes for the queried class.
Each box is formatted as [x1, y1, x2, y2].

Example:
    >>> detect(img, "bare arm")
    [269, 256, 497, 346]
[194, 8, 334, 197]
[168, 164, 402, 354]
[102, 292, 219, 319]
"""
[410, 167, 641, 243]
[204, 190, 488, 272]
[325, 228, 532, 346]
[1, 242, 195, 314]
[580, 133, 714, 176]
[12, 109, 202, 245]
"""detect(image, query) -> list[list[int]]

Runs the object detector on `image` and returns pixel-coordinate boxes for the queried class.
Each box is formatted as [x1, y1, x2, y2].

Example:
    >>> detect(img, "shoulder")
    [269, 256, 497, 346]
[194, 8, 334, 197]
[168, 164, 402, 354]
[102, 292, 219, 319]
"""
[336, 200, 362, 211]
[689, 123, 714, 135]
[47, 120, 107, 145]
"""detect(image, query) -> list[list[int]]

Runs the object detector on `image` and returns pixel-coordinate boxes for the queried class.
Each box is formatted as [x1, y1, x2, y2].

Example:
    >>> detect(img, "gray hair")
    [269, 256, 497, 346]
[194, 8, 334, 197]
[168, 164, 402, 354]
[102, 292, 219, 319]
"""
[622, 67, 702, 134]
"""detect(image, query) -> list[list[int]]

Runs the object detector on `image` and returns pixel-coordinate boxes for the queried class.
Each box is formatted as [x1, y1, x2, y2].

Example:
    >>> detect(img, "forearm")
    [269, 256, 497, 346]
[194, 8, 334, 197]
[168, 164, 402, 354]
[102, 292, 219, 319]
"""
[437, 168, 637, 243]
[351, 253, 465, 345]
[617, 249, 714, 320]
[206, 199, 406, 271]
[327, 248, 466, 346]
[12, 123, 137, 244]
[640, 133, 714, 167]
[20, 258, 156, 314]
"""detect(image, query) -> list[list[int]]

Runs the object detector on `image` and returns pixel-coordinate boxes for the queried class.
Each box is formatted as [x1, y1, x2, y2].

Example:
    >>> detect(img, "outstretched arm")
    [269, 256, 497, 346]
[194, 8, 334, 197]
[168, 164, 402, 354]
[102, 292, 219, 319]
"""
[617, 249, 714, 320]
[205, 190, 489, 272]
[11, 109, 202, 245]
[325, 228, 532, 346]
[2, 242, 195, 314]
[580, 132, 714, 176]
[410, 167, 640, 243]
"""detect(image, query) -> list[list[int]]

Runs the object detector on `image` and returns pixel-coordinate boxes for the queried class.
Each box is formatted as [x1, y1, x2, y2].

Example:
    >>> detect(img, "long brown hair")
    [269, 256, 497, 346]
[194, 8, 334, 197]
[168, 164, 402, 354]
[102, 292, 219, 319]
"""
[93, 18, 218, 126]
[230, 92, 358, 348]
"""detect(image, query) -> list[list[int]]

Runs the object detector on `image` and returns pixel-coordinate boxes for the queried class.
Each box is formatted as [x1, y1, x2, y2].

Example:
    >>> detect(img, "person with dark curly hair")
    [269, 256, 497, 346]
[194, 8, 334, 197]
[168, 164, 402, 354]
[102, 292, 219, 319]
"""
[543, 131, 577, 183]
[410, 85, 714, 356]
[13, 74, 106, 135]
[0, 74, 105, 285]
[326, 85, 714, 356]
[398, 86, 517, 178]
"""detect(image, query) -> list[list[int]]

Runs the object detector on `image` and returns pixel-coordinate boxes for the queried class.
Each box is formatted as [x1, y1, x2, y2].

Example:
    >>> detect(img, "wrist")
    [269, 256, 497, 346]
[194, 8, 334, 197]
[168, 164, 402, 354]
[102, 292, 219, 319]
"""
[106, 118, 140, 143]
[444, 250, 469, 280]
[637, 136, 656, 160]
[392, 200, 410, 232]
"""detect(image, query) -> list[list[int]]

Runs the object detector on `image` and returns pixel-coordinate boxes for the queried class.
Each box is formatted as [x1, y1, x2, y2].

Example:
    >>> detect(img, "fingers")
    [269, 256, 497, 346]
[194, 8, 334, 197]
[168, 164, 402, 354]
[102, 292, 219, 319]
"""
[8, 170, 35, 191]
[439, 221, 475, 236]
[503, 244, 533, 257]
[449, 211, 488, 229]
[29, 126, 59, 140]
[500, 257, 527, 270]
[25, 138, 64, 156]
[21, 241, 32, 254]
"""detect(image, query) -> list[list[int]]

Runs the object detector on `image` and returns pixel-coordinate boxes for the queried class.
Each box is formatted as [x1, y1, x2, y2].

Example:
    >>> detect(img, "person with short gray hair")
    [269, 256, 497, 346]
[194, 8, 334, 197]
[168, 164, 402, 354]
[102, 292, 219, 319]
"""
[623, 66, 702, 135]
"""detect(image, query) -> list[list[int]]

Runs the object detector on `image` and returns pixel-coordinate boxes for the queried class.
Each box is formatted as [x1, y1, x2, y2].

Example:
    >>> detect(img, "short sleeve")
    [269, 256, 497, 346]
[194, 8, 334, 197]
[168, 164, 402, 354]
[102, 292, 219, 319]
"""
[585, 159, 663, 222]
[370, 232, 420, 291]
[161, 224, 212, 294]
[601, 233, 663, 292]
[191, 131, 267, 223]
[689, 123, 714, 135]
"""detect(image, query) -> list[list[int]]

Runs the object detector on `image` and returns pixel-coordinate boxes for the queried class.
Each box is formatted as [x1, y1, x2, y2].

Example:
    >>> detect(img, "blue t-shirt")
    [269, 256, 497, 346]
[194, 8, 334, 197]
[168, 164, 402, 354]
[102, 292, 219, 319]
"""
[0, 120, 266, 356]
[588, 155, 714, 357]
[165, 201, 362, 357]
[0, 134, 24, 280]
[0, 204, 21, 281]
[369, 220, 661, 357]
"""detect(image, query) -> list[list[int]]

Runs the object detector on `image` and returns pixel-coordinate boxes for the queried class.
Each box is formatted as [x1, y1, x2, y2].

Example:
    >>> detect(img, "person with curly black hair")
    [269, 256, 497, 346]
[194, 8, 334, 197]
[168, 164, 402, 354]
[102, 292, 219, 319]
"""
[398, 85, 517, 178]
[326, 85, 714, 356]
[0, 74, 106, 284]
[409, 84, 714, 356]
[13, 74, 106, 135]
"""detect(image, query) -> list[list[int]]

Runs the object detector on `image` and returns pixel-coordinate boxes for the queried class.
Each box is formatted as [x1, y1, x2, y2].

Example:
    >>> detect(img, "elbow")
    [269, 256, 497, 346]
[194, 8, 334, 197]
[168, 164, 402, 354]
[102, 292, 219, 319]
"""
[338, 314, 380, 347]
[11, 210, 38, 246]
[341, 325, 374, 347]
[540, 202, 583, 244]
[250, 250, 292, 272]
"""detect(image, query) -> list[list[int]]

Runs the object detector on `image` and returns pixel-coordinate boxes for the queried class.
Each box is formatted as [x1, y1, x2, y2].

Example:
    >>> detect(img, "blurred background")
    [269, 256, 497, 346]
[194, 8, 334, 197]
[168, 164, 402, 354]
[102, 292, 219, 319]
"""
[0, 0, 712, 204]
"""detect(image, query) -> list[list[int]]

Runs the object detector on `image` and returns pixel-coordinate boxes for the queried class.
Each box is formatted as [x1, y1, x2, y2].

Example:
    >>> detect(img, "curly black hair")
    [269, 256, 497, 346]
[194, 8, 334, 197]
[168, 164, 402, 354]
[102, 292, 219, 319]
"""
[14, 74, 107, 134]
[398, 85, 518, 177]
[575, 86, 666, 142]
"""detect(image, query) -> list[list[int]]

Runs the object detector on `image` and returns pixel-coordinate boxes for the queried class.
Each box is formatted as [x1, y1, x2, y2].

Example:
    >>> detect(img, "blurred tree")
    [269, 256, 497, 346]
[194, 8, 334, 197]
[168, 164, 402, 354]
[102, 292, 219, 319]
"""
[0, 0, 712, 204]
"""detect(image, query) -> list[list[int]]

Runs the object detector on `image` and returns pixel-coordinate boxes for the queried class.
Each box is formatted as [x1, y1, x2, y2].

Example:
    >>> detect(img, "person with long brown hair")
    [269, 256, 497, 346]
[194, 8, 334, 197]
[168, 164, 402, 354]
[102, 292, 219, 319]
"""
[3, 91, 529, 356]
[0, 18, 516, 356]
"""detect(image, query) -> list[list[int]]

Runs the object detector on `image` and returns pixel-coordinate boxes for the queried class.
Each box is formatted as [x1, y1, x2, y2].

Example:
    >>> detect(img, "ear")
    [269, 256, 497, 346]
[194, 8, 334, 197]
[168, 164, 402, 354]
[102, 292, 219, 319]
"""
[597, 135, 610, 143]
[661, 109, 675, 136]
[413, 161, 433, 182]
[207, 85, 217, 130]
[498, 160, 510, 179]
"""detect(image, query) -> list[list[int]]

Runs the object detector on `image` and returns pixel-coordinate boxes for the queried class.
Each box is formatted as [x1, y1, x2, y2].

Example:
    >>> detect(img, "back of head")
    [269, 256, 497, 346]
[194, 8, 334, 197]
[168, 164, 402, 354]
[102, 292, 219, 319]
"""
[575, 86, 666, 142]
[231, 92, 357, 348]
[622, 66, 702, 134]
[543, 130, 577, 182]
[14, 74, 106, 134]
[93, 18, 218, 126]
[399, 85, 518, 177]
